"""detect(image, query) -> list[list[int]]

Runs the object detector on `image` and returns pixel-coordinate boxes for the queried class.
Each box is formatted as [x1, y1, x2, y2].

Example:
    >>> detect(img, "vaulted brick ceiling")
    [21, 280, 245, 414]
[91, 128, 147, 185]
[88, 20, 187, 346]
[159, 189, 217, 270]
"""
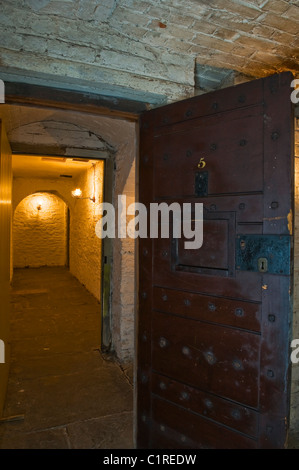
[0, 0, 298, 106]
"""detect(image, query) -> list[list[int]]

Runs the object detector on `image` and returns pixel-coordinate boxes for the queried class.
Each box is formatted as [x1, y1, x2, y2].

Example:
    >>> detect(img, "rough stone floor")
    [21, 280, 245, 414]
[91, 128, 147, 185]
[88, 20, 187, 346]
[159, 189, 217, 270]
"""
[0, 267, 134, 449]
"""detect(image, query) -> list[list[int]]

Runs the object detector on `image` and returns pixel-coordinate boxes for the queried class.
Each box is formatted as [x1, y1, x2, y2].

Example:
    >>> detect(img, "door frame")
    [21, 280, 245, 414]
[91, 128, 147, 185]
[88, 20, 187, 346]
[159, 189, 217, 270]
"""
[0, 120, 12, 416]
[2, 78, 141, 357]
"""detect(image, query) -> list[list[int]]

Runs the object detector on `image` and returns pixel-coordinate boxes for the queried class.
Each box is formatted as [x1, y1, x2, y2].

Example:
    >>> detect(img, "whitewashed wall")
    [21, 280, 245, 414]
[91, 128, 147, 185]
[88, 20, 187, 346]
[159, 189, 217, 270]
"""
[69, 161, 104, 302]
[13, 192, 68, 268]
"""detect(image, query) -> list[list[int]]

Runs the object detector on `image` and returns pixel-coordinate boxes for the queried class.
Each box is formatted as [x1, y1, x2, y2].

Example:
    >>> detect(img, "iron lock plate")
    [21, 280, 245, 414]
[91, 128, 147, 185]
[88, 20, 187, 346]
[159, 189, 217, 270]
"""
[236, 235, 291, 275]
[195, 171, 208, 197]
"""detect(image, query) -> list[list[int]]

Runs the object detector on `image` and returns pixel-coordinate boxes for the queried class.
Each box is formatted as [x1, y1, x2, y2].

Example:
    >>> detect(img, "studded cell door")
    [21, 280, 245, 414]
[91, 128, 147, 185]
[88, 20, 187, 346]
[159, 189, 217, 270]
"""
[137, 72, 294, 449]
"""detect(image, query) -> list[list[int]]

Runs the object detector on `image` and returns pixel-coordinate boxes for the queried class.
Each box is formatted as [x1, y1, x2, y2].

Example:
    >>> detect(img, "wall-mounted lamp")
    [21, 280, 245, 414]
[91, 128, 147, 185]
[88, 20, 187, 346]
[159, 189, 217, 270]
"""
[72, 188, 82, 198]
[71, 188, 95, 203]
[37, 204, 42, 211]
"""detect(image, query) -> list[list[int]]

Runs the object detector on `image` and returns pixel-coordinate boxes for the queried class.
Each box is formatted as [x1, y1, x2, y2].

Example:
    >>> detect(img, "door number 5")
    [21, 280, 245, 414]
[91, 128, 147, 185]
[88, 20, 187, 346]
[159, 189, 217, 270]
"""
[197, 158, 206, 169]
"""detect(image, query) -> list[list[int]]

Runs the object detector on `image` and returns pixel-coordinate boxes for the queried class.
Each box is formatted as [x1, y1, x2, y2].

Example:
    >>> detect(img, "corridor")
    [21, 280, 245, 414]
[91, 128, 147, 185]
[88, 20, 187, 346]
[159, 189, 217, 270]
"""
[0, 267, 134, 449]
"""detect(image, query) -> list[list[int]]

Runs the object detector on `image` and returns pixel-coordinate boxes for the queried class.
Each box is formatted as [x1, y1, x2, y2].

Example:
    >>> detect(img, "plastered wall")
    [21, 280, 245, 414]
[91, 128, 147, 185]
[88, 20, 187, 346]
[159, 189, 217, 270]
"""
[13, 192, 68, 268]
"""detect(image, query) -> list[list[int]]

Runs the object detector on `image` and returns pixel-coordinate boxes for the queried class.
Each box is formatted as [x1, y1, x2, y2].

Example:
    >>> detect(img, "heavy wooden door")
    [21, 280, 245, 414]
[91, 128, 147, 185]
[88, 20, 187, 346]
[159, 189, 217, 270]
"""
[137, 72, 294, 449]
[0, 120, 12, 416]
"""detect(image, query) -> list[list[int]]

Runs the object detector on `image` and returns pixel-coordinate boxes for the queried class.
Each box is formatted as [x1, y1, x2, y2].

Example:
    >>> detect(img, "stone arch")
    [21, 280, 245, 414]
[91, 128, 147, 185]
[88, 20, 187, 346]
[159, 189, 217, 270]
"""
[31, 189, 71, 210]
[8, 120, 115, 158]
[13, 182, 75, 215]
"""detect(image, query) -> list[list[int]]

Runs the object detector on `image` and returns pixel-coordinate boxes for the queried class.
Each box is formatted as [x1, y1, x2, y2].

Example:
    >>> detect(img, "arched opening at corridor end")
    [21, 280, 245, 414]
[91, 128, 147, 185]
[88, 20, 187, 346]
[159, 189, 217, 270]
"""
[13, 192, 69, 269]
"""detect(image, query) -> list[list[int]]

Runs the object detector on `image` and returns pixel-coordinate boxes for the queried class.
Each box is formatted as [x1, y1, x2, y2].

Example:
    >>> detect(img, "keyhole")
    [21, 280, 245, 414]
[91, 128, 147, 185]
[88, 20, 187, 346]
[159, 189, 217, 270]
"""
[258, 257, 268, 273]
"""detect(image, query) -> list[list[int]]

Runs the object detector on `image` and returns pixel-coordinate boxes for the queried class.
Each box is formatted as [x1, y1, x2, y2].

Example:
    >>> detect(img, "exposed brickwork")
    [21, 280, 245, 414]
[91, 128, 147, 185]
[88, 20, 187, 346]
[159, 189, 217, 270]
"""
[13, 192, 68, 268]
[112, 137, 137, 363]
[0, 1, 298, 102]
[70, 161, 104, 303]
[12, 167, 105, 301]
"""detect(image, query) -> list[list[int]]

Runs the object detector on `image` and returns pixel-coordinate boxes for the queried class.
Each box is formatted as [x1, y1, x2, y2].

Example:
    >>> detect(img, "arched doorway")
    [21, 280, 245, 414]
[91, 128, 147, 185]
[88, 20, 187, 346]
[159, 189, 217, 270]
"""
[13, 192, 68, 269]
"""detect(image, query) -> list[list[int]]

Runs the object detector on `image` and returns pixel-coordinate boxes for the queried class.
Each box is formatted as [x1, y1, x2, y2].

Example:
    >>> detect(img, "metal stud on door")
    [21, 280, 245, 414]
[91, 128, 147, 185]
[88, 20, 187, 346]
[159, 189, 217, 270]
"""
[138, 72, 294, 449]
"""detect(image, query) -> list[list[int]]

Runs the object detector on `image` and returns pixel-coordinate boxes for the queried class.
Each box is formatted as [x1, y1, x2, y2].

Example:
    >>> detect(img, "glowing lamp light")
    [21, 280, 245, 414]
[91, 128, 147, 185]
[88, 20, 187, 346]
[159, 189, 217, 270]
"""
[71, 187, 95, 202]
[72, 188, 83, 198]
[34, 196, 46, 211]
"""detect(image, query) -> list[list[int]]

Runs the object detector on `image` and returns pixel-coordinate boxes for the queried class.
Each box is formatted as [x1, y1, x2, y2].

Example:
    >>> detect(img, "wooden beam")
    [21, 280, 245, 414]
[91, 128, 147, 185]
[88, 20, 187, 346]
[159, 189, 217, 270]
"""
[4, 81, 151, 122]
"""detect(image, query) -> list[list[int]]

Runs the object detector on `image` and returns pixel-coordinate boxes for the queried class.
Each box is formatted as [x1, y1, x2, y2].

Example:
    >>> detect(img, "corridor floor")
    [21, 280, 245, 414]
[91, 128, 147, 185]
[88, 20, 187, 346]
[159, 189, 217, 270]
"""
[0, 267, 134, 449]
